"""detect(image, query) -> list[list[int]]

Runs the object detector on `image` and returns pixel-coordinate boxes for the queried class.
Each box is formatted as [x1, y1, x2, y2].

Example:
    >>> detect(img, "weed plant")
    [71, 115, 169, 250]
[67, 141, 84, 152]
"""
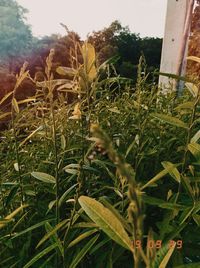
[0, 43, 200, 268]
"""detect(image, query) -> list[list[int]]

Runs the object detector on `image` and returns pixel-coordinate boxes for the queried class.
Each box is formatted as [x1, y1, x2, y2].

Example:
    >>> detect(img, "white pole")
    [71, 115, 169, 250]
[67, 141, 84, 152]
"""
[159, 0, 195, 93]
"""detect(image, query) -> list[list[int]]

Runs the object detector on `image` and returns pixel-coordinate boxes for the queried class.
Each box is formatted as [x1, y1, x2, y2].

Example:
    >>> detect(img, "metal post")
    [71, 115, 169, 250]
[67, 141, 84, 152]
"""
[159, 0, 195, 93]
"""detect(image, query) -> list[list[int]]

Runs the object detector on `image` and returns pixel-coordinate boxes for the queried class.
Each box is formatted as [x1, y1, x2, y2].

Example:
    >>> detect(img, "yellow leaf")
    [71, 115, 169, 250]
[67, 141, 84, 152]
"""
[81, 42, 97, 82]
[0, 112, 11, 120]
[69, 103, 81, 120]
[0, 205, 28, 229]
[187, 56, 200, 64]
[79, 196, 134, 252]
[12, 98, 19, 113]
[158, 242, 176, 268]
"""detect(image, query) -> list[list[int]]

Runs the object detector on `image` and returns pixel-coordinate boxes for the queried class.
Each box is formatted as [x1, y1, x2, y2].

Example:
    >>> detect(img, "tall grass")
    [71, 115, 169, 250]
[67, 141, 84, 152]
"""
[0, 42, 200, 268]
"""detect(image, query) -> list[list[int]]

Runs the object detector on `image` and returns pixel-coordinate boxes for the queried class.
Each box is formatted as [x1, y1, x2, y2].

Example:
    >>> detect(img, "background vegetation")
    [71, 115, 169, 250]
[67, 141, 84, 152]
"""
[0, 1, 200, 268]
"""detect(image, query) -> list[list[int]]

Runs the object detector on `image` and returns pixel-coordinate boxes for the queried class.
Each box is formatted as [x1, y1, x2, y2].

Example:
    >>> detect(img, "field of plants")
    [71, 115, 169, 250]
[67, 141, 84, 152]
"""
[0, 41, 200, 268]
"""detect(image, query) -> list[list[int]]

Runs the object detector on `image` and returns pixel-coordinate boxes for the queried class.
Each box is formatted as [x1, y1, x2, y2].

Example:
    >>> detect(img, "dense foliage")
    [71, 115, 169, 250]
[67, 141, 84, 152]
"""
[0, 0, 32, 72]
[88, 21, 162, 81]
[0, 42, 200, 268]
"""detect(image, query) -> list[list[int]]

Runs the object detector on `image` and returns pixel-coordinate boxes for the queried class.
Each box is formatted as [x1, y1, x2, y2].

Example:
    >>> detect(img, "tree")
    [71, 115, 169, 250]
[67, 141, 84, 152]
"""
[187, 0, 200, 76]
[88, 20, 122, 64]
[0, 0, 32, 72]
[88, 21, 162, 81]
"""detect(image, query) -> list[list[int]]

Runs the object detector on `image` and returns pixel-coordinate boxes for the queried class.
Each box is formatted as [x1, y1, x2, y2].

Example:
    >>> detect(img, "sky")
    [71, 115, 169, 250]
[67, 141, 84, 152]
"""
[17, 0, 168, 39]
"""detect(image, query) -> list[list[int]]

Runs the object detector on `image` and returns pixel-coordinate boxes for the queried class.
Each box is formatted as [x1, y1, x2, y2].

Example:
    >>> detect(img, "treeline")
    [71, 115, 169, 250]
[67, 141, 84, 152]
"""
[0, 0, 163, 100]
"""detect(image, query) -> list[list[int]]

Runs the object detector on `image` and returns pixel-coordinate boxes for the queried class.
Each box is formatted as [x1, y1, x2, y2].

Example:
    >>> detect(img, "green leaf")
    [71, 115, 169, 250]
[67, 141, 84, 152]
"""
[194, 201, 200, 214]
[141, 165, 181, 190]
[36, 219, 68, 248]
[90, 237, 110, 255]
[5, 185, 19, 207]
[188, 143, 200, 161]
[143, 195, 187, 210]
[181, 176, 195, 200]
[151, 113, 188, 129]
[58, 183, 78, 207]
[175, 101, 194, 110]
[158, 242, 176, 268]
[19, 126, 43, 147]
[31, 172, 56, 184]
[192, 214, 200, 226]
[178, 206, 195, 225]
[175, 263, 200, 268]
[108, 107, 120, 114]
[68, 229, 99, 248]
[61, 134, 66, 150]
[73, 222, 98, 229]
[45, 222, 64, 256]
[191, 130, 200, 143]
[100, 198, 132, 234]
[23, 243, 57, 268]
[69, 234, 99, 268]
[161, 161, 181, 183]
[12, 220, 52, 239]
[79, 196, 133, 252]
[157, 71, 195, 83]
[152, 242, 176, 268]
[63, 164, 79, 175]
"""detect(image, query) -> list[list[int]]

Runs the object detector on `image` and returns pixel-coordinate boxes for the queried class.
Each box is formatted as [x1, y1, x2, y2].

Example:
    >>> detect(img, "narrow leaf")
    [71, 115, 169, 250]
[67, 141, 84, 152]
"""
[152, 242, 175, 268]
[0, 112, 11, 120]
[0, 204, 28, 229]
[12, 220, 52, 239]
[188, 143, 200, 161]
[58, 184, 78, 208]
[56, 66, 77, 77]
[0, 91, 13, 105]
[175, 263, 200, 268]
[31, 172, 56, 184]
[19, 126, 43, 147]
[185, 83, 198, 98]
[23, 243, 57, 268]
[187, 56, 200, 63]
[158, 242, 176, 268]
[45, 222, 64, 256]
[37, 219, 68, 248]
[161, 161, 180, 183]
[191, 130, 200, 143]
[79, 196, 133, 252]
[68, 229, 99, 248]
[151, 113, 188, 129]
[69, 234, 99, 268]
[12, 98, 19, 113]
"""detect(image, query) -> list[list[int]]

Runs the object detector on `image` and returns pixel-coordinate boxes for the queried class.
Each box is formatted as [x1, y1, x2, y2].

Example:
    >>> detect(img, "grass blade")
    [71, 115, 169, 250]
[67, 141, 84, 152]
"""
[69, 234, 99, 268]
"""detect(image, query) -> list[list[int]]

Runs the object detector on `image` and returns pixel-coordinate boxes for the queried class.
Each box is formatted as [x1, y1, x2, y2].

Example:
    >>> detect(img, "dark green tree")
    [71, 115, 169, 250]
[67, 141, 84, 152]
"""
[88, 21, 162, 80]
[88, 20, 122, 64]
[0, 0, 32, 72]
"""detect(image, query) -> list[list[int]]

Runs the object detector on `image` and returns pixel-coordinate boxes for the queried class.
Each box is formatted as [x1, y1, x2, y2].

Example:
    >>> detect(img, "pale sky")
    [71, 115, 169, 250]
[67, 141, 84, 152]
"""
[17, 0, 167, 39]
